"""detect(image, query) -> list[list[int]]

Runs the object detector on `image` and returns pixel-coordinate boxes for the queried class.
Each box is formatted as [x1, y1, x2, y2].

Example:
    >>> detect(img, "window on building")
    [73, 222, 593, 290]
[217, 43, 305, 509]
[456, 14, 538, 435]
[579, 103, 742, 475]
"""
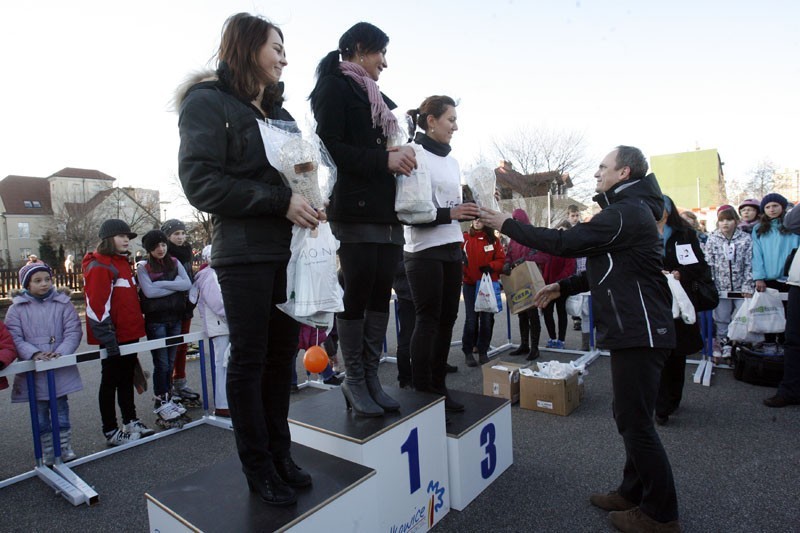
[23, 200, 32, 208]
[22, 200, 42, 208]
[32, 200, 41, 208]
[18, 222, 30, 239]
[20, 248, 31, 260]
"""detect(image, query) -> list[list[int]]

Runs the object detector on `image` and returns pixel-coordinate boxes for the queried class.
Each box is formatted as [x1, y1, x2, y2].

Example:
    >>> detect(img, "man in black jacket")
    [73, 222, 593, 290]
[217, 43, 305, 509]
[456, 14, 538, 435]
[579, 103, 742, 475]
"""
[481, 146, 680, 533]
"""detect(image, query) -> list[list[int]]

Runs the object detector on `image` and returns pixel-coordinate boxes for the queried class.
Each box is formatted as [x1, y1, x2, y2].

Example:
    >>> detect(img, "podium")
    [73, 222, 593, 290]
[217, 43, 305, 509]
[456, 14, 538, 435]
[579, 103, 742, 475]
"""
[288, 386, 450, 532]
[145, 443, 378, 532]
[444, 390, 513, 510]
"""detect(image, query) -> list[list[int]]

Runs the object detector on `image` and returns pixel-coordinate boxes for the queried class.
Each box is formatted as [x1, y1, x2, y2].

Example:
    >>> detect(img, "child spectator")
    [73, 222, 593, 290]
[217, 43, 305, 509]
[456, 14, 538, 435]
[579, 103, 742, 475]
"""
[533, 221, 576, 349]
[190, 245, 231, 417]
[291, 323, 342, 391]
[503, 208, 542, 360]
[0, 321, 16, 392]
[705, 206, 754, 360]
[737, 198, 761, 234]
[752, 193, 800, 350]
[137, 230, 192, 424]
[83, 219, 154, 446]
[566, 205, 587, 335]
[6, 263, 83, 463]
[161, 219, 201, 405]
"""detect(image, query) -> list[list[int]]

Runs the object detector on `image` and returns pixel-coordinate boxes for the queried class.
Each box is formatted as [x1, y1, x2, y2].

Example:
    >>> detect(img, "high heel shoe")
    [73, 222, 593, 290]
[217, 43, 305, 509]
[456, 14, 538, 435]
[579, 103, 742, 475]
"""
[245, 468, 297, 506]
[342, 383, 383, 417]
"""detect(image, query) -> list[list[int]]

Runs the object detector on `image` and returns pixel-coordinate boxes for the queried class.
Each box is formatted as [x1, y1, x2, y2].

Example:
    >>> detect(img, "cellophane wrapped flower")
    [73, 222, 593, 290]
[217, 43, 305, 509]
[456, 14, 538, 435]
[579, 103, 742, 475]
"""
[465, 166, 500, 212]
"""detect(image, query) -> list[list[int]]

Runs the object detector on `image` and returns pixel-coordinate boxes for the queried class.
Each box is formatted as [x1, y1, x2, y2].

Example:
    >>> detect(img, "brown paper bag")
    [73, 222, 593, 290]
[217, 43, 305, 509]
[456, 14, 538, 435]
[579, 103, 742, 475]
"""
[500, 261, 546, 314]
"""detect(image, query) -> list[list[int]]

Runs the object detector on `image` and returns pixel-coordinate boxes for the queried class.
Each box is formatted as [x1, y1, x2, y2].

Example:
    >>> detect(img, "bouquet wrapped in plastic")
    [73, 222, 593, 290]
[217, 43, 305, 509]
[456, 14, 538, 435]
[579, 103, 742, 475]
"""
[257, 119, 342, 330]
[257, 119, 336, 210]
[465, 166, 500, 213]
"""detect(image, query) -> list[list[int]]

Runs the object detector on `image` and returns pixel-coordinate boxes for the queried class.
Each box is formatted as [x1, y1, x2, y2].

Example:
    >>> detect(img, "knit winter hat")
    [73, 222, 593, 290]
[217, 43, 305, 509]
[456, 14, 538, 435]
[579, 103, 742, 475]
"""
[738, 198, 761, 214]
[19, 262, 52, 288]
[161, 219, 186, 237]
[99, 219, 137, 240]
[760, 193, 788, 212]
[717, 204, 735, 215]
[141, 230, 168, 253]
[201, 244, 212, 262]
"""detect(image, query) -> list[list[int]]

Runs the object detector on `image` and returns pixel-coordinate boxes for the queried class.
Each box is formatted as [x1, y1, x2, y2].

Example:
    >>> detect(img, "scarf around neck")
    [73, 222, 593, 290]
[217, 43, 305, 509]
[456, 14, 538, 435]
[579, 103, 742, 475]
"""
[339, 62, 399, 139]
[414, 132, 451, 157]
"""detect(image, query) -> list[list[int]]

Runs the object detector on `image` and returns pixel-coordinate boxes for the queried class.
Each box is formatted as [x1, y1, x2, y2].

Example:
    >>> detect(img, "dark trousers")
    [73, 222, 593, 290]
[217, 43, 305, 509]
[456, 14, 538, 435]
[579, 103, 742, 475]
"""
[405, 258, 462, 390]
[461, 283, 495, 356]
[518, 308, 542, 348]
[764, 279, 788, 345]
[656, 350, 686, 417]
[542, 294, 568, 341]
[778, 285, 800, 399]
[338, 243, 401, 319]
[610, 347, 678, 522]
[216, 262, 299, 476]
[98, 350, 138, 433]
[395, 297, 415, 386]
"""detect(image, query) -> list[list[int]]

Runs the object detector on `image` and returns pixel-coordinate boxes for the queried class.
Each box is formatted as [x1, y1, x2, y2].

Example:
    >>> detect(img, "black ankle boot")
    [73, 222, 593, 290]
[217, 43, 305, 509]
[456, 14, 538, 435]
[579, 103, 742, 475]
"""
[526, 348, 540, 361]
[245, 467, 297, 506]
[464, 353, 478, 367]
[509, 344, 530, 356]
[274, 456, 312, 488]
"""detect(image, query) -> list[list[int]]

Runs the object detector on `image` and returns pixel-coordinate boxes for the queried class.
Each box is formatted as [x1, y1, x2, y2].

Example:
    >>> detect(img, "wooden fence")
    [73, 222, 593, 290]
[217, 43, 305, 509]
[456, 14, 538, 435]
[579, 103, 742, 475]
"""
[0, 269, 84, 299]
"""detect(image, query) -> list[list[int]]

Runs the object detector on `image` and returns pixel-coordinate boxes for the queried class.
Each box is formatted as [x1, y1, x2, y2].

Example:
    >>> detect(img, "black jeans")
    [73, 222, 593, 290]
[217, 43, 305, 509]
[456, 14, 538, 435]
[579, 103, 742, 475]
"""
[405, 258, 462, 390]
[656, 349, 686, 418]
[395, 296, 415, 386]
[461, 284, 495, 356]
[338, 243, 401, 319]
[610, 347, 678, 523]
[98, 347, 138, 434]
[542, 294, 568, 341]
[778, 285, 800, 399]
[216, 262, 299, 476]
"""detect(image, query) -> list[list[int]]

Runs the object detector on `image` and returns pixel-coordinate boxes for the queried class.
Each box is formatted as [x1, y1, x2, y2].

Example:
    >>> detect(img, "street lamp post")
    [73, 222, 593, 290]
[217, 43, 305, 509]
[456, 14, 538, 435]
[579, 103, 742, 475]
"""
[159, 201, 171, 224]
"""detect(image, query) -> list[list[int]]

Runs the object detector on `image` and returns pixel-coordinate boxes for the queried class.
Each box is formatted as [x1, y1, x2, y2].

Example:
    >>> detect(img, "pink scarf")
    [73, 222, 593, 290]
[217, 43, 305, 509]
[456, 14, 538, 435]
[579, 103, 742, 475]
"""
[339, 61, 400, 139]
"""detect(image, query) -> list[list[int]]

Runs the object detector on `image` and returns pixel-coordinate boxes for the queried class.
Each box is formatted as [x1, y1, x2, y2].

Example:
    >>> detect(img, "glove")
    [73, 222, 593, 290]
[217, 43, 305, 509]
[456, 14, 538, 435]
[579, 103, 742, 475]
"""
[479, 265, 492, 274]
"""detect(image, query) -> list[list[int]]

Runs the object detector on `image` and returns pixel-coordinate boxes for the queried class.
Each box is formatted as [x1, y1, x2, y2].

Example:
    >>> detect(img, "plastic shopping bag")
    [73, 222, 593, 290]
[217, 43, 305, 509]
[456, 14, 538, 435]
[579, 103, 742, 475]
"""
[747, 288, 786, 333]
[277, 223, 344, 330]
[475, 272, 500, 313]
[395, 143, 436, 224]
[665, 273, 696, 324]
[728, 300, 765, 343]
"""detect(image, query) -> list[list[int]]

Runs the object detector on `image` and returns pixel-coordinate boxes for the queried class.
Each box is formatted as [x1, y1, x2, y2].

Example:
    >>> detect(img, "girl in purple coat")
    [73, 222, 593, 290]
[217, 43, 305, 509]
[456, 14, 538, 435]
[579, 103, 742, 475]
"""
[5, 263, 83, 464]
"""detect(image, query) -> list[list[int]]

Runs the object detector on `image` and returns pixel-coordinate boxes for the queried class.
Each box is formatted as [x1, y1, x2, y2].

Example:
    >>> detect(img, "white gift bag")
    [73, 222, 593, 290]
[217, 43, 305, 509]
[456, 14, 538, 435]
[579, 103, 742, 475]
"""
[277, 223, 343, 330]
[395, 144, 436, 224]
[665, 273, 696, 324]
[747, 288, 786, 333]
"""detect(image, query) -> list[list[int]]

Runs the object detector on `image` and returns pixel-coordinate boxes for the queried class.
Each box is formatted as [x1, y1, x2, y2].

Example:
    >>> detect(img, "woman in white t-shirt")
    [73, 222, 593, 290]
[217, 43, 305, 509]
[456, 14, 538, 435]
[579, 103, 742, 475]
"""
[403, 95, 480, 412]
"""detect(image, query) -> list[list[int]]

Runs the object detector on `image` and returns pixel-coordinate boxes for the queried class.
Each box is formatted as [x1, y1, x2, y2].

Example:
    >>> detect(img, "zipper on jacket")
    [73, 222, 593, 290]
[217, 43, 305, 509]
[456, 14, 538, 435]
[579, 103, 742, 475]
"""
[607, 289, 624, 333]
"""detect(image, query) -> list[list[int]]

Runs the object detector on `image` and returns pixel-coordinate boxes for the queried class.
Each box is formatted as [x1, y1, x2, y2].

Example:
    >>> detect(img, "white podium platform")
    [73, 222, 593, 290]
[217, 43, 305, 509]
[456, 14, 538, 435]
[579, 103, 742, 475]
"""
[444, 390, 513, 510]
[145, 443, 378, 532]
[288, 386, 450, 532]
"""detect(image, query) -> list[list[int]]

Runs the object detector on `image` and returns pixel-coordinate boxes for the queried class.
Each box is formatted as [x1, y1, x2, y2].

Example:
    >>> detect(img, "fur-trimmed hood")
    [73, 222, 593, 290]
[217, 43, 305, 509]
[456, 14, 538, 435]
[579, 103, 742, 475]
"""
[10, 286, 73, 301]
[172, 69, 218, 112]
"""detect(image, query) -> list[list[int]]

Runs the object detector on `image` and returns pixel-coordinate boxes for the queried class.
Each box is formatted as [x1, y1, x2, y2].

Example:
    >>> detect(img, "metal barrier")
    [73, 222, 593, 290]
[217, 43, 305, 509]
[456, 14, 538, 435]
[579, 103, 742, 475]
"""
[0, 331, 223, 505]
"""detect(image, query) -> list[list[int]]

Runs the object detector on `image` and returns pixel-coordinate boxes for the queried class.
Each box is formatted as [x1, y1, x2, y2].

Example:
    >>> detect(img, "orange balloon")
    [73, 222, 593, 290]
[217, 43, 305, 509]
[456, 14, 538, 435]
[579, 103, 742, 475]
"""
[303, 345, 329, 374]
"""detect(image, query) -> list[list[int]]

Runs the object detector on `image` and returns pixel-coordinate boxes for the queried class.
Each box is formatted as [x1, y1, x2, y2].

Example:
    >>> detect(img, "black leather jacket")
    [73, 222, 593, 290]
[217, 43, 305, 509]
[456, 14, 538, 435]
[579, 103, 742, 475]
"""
[311, 72, 400, 226]
[501, 174, 676, 351]
[177, 75, 294, 267]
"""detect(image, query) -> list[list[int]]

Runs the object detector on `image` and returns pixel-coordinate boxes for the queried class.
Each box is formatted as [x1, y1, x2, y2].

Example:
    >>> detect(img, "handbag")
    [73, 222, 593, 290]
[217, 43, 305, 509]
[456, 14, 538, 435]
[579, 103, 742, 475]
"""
[688, 268, 719, 312]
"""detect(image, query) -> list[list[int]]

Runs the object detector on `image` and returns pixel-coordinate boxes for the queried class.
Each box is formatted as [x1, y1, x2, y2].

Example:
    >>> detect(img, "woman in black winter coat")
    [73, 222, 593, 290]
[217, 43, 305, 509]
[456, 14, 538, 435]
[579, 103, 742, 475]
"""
[656, 196, 705, 425]
[177, 13, 323, 507]
[309, 22, 417, 417]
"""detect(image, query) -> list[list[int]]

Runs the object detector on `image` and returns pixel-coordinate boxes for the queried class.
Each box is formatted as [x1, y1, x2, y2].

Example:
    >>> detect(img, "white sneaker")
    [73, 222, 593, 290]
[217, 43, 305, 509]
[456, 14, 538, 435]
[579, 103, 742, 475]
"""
[168, 394, 187, 415]
[712, 338, 722, 358]
[124, 419, 155, 437]
[154, 400, 182, 421]
[721, 345, 733, 359]
[105, 429, 141, 447]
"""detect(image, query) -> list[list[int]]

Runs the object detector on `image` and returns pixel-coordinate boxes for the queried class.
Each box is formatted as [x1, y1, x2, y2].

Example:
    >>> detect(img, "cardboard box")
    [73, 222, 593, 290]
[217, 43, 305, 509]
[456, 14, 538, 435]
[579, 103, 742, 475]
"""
[482, 361, 525, 404]
[500, 261, 546, 314]
[520, 372, 581, 416]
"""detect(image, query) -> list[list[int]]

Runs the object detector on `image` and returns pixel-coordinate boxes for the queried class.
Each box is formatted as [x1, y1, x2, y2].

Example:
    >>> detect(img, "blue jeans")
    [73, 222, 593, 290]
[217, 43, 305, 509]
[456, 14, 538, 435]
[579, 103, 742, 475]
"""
[147, 320, 182, 397]
[37, 396, 70, 434]
[462, 283, 495, 356]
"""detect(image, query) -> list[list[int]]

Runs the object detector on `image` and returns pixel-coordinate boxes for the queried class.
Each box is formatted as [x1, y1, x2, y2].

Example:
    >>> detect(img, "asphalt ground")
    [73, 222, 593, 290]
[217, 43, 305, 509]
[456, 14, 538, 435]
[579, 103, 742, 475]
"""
[1, 303, 798, 532]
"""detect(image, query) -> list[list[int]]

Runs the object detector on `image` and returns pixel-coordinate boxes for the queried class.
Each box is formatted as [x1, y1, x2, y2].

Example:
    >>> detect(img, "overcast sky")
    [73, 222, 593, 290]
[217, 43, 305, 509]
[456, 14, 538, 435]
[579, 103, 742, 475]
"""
[1, 0, 798, 218]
